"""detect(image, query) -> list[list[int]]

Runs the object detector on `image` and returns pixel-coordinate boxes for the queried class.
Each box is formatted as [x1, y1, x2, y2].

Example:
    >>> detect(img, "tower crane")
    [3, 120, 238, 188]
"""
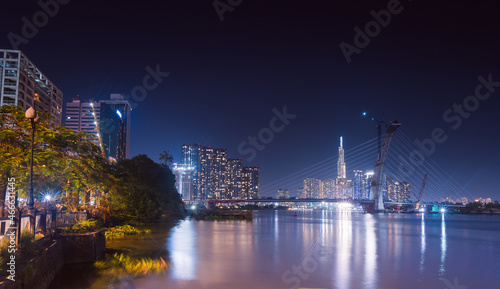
[415, 174, 427, 211]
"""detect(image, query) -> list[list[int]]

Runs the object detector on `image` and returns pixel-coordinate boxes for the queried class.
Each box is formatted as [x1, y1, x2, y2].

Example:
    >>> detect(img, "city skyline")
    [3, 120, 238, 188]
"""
[0, 1, 498, 201]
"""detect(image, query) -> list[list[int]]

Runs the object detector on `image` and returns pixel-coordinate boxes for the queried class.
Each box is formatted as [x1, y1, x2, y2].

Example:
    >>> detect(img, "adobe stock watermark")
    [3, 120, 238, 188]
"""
[238, 106, 296, 162]
[281, 243, 333, 289]
[7, 0, 71, 49]
[339, 0, 404, 64]
[100, 64, 169, 134]
[213, 0, 243, 22]
[5, 178, 17, 282]
[398, 73, 499, 177]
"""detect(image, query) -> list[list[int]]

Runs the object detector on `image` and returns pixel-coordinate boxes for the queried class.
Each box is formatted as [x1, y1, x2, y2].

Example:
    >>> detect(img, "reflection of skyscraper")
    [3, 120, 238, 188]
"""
[99, 94, 131, 161]
[337, 137, 346, 179]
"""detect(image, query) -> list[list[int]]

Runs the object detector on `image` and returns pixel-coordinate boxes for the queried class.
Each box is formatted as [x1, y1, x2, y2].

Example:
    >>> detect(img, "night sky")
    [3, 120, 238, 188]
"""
[1, 0, 499, 201]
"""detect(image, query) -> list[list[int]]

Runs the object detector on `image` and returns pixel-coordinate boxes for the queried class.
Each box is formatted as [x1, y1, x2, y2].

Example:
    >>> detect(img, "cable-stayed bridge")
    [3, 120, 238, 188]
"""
[256, 121, 477, 210]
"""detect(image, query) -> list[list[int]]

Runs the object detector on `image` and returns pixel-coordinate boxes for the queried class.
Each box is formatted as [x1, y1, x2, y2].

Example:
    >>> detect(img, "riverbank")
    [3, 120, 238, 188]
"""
[48, 216, 182, 289]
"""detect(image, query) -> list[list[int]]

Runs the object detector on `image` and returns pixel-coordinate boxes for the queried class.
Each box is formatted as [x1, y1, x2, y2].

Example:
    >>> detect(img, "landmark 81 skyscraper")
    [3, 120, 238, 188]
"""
[337, 136, 346, 179]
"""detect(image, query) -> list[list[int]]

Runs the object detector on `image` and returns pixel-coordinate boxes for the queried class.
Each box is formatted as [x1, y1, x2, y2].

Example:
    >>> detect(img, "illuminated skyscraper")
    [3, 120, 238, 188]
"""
[242, 166, 259, 199]
[173, 164, 195, 201]
[0, 49, 63, 126]
[64, 94, 131, 161]
[337, 136, 346, 179]
[276, 189, 289, 199]
[181, 144, 258, 200]
[364, 170, 374, 200]
[387, 177, 411, 202]
[65, 99, 100, 143]
[303, 178, 323, 199]
[227, 158, 243, 199]
[181, 144, 201, 199]
[99, 94, 131, 161]
[322, 179, 336, 199]
[353, 170, 365, 200]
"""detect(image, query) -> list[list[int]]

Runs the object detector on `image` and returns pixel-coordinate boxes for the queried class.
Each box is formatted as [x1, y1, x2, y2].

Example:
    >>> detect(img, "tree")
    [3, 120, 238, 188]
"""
[0, 105, 111, 214]
[159, 150, 174, 167]
[107, 155, 183, 223]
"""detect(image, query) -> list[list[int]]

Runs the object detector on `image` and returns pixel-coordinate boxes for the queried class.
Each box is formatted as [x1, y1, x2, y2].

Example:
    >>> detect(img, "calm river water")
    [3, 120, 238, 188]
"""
[51, 210, 500, 289]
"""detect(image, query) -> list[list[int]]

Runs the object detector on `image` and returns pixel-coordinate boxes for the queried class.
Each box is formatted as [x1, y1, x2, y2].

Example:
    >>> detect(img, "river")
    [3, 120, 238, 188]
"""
[50, 210, 500, 289]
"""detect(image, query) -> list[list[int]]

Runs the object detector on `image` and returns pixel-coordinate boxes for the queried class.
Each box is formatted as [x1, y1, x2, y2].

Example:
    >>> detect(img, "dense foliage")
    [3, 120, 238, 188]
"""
[466, 201, 500, 211]
[0, 106, 183, 222]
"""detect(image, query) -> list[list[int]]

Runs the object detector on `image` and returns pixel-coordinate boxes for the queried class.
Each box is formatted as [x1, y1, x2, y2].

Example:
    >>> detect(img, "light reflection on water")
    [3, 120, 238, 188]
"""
[157, 211, 499, 289]
[51, 211, 500, 289]
[439, 213, 447, 278]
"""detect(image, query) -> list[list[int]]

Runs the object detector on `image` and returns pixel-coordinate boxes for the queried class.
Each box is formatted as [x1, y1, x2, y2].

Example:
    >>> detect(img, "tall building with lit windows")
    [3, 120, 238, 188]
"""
[337, 136, 346, 179]
[303, 178, 323, 199]
[99, 94, 131, 161]
[353, 170, 366, 200]
[276, 189, 290, 199]
[64, 94, 131, 162]
[0, 49, 63, 126]
[227, 158, 243, 199]
[173, 164, 195, 201]
[65, 99, 100, 143]
[322, 179, 336, 199]
[364, 170, 374, 200]
[179, 144, 258, 200]
[242, 166, 259, 199]
[386, 177, 411, 202]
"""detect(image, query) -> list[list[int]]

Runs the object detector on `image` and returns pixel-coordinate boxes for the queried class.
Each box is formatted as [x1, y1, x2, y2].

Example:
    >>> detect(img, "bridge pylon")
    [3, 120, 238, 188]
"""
[369, 120, 401, 212]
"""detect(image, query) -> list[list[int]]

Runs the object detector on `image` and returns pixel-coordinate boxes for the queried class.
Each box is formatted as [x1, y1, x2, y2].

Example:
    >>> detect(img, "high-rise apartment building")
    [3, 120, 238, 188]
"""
[227, 158, 243, 199]
[178, 144, 258, 200]
[322, 179, 336, 199]
[276, 189, 290, 199]
[387, 177, 411, 202]
[242, 167, 260, 199]
[303, 178, 323, 199]
[0, 49, 63, 126]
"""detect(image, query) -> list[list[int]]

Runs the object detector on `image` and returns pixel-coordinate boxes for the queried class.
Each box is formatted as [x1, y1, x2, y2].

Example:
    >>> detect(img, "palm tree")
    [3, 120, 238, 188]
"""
[159, 150, 174, 167]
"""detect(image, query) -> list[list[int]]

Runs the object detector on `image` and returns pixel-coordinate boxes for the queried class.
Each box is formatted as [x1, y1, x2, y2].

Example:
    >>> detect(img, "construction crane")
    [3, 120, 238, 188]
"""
[415, 174, 427, 210]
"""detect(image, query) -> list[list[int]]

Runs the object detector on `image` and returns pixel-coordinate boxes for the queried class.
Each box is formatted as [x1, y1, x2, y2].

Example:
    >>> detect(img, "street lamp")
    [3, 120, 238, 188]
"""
[25, 107, 39, 212]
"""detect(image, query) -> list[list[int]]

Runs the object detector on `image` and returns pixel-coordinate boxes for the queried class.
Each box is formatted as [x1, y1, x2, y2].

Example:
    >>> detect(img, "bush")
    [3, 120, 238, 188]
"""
[105, 225, 151, 240]
[62, 219, 103, 234]
[94, 253, 168, 277]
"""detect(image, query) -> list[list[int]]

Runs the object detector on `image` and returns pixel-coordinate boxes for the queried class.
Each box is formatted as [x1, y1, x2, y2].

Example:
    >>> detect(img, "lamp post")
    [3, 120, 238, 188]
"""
[25, 107, 39, 236]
